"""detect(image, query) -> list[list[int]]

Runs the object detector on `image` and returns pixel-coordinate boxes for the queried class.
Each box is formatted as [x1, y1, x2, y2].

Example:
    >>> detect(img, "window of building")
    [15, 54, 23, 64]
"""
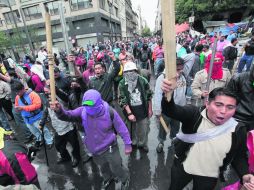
[70, 0, 93, 11]
[8, 0, 16, 6]
[73, 18, 94, 29]
[115, 7, 118, 17]
[46, 1, 60, 16]
[99, 0, 105, 10]
[101, 18, 108, 27]
[3, 10, 21, 25]
[22, 5, 42, 21]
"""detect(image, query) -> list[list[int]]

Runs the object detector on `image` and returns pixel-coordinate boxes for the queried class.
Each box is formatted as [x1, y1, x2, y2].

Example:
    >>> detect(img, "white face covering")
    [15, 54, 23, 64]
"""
[124, 71, 139, 93]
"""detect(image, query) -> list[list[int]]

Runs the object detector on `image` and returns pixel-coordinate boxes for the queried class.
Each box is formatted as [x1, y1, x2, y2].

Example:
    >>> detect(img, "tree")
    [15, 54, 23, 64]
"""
[142, 26, 152, 37]
[176, 0, 254, 23]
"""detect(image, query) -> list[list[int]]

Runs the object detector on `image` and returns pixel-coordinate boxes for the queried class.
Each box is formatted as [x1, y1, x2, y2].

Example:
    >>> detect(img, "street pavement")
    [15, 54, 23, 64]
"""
[18, 76, 239, 190]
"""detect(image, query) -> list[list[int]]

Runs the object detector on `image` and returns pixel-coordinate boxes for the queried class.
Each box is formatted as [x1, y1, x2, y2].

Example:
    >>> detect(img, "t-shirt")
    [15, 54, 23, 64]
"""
[129, 87, 147, 121]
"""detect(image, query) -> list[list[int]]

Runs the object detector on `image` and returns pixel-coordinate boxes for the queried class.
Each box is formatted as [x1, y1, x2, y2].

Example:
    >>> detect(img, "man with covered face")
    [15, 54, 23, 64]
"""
[119, 62, 153, 152]
[50, 89, 131, 190]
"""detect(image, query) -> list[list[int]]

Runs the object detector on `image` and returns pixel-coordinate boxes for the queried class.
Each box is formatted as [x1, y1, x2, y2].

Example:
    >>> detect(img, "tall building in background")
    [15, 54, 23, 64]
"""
[154, 0, 161, 36]
[0, 0, 126, 51]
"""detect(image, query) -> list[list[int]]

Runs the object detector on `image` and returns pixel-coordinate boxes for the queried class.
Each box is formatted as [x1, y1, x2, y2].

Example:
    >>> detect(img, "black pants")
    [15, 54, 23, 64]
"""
[169, 158, 218, 190]
[0, 98, 14, 119]
[55, 129, 81, 160]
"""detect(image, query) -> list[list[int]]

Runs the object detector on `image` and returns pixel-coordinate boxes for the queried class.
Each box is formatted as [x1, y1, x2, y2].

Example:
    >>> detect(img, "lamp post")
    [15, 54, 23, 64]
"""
[19, 7, 35, 58]
[108, 0, 113, 42]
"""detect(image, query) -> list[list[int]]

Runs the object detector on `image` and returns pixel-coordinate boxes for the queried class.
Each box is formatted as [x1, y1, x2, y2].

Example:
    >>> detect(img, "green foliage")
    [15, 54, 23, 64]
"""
[176, 0, 254, 23]
[142, 26, 152, 37]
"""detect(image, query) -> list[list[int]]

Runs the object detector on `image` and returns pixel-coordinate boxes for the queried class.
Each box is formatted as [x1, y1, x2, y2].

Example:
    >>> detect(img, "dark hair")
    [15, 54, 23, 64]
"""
[203, 44, 209, 49]
[231, 38, 238, 44]
[11, 80, 24, 92]
[195, 44, 204, 52]
[208, 87, 239, 104]
[94, 62, 106, 70]
[176, 57, 184, 65]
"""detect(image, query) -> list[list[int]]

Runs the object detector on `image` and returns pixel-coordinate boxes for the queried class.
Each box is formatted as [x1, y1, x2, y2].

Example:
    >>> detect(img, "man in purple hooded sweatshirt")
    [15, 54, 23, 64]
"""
[50, 89, 132, 190]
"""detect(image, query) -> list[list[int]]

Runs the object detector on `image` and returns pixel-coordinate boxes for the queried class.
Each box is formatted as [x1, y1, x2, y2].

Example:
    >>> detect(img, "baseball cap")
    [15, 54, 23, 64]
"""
[123, 62, 137, 72]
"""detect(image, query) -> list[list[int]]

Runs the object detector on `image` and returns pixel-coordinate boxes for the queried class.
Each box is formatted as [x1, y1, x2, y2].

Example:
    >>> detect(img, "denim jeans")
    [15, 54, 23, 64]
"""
[0, 107, 11, 130]
[158, 114, 180, 142]
[238, 54, 254, 73]
[12, 106, 33, 142]
[26, 120, 53, 145]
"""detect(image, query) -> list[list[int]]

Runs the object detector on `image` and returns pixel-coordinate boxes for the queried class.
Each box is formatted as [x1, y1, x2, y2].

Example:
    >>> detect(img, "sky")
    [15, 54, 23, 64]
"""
[131, 0, 158, 31]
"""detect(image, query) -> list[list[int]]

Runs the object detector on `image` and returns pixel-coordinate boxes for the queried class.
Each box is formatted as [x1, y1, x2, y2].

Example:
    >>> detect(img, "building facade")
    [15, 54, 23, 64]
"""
[0, 0, 125, 51]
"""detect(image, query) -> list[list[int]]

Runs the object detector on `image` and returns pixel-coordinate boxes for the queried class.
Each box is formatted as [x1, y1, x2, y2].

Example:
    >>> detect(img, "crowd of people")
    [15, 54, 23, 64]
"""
[0, 29, 254, 190]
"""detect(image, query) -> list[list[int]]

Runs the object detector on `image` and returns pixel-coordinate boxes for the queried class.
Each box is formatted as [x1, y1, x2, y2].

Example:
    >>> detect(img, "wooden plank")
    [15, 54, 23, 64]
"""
[161, 0, 177, 101]
[45, 7, 56, 102]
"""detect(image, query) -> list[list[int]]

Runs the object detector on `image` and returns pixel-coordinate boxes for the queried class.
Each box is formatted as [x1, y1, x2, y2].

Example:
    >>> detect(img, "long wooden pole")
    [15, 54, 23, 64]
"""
[161, 0, 177, 101]
[205, 38, 218, 92]
[45, 6, 56, 102]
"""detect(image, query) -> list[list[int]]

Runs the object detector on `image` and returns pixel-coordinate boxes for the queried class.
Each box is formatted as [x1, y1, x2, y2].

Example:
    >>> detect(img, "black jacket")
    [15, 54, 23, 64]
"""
[227, 67, 254, 125]
[223, 45, 238, 60]
[161, 97, 249, 181]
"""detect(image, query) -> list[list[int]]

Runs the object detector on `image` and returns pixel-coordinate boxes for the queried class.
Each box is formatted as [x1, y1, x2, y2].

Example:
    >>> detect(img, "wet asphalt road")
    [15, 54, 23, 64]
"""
[32, 112, 174, 190]
[19, 76, 238, 190]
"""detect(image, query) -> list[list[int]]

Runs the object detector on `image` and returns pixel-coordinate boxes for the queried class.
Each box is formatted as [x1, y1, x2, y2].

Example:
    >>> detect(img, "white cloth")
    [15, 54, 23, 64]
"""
[182, 109, 236, 178]
[30, 64, 46, 82]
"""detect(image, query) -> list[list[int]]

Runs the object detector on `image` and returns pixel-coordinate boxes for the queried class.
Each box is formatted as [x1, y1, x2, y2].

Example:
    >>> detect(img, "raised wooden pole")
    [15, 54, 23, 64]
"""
[161, 0, 177, 101]
[45, 6, 56, 102]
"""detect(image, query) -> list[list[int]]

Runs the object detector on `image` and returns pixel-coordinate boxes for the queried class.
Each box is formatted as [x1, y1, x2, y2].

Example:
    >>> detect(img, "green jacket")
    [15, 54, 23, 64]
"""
[118, 76, 153, 116]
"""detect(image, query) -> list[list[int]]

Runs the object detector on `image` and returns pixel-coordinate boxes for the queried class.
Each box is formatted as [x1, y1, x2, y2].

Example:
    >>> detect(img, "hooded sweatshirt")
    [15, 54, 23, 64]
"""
[153, 70, 186, 116]
[56, 89, 131, 155]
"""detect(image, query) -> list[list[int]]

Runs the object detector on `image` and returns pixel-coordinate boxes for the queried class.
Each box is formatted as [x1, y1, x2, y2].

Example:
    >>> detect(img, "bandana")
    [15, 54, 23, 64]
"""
[124, 71, 139, 93]
[82, 89, 105, 117]
[205, 52, 224, 80]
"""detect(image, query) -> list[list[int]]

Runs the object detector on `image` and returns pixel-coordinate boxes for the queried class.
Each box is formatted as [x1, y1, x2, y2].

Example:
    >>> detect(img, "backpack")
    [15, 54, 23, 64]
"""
[140, 51, 149, 62]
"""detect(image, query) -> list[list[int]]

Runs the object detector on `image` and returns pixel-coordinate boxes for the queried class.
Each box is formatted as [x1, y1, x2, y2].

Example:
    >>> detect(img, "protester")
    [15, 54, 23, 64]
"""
[191, 52, 231, 102]
[50, 89, 131, 189]
[40, 86, 81, 167]
[223, 38, 238, 73]
[88, 52, 120, 104]
[238, 33, 254, 73]
[119, 61, 153, 152]
[227, 65, 254, 126]
[161, 83, 254, 190]
[153, 58, 186, 153]
[0, 128, 40, 188]
[14, 81, 53, 148]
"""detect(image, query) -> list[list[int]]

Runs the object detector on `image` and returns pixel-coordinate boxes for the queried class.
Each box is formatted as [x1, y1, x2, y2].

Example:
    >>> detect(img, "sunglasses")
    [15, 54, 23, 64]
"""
[82, 100, 95, 106]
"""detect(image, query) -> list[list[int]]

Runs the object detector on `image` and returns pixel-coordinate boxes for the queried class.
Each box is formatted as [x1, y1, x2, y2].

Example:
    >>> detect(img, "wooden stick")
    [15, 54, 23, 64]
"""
[205, 38, 218, 92]
[161, 0, 177, 101]
[159, 116, 170, 134]
[45, 6, 56, 102]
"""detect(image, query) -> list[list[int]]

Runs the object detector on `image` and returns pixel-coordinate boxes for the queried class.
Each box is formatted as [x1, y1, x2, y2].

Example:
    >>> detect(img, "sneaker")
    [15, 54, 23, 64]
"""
[34, 141, 43, 148]
[156, 143, 164, 153]
[121, 178, 130, 190]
